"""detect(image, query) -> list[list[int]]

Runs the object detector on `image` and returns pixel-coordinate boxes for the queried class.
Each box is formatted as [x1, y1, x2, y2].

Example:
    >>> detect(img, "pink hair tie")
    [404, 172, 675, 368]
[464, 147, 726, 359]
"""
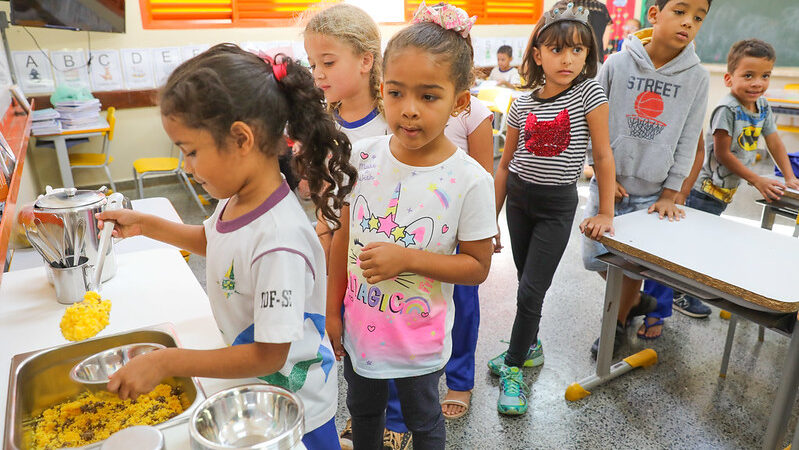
[412, 1, 476, 39]
[259, 53, 288, 82]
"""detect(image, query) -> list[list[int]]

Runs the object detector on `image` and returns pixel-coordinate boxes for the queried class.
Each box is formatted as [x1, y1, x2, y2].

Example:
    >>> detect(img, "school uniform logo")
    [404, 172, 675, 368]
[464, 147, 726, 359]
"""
[220, 261, 240, 299]
[627, 91, 666, 140]
[524, 109, 571, 157]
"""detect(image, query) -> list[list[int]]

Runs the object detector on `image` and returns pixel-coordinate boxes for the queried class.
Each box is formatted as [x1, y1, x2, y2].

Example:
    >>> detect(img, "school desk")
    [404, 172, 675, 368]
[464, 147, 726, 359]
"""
[565, 208, 799, 449]
[766, 89, 799, 134]
[33, 118, 111, 188]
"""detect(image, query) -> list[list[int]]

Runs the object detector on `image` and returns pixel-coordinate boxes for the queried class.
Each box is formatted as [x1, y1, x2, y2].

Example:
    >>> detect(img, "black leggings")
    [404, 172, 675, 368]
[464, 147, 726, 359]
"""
[504, 172, 578, 367]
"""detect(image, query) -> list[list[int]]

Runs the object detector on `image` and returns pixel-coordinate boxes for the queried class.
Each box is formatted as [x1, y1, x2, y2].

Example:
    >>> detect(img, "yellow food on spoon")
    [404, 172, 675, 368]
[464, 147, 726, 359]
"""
[60, 291, 112, 341]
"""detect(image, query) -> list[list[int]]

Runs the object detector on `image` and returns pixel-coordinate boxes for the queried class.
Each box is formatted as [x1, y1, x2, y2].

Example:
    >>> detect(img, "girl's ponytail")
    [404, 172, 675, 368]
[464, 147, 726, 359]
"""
[275, 57, 357, 230]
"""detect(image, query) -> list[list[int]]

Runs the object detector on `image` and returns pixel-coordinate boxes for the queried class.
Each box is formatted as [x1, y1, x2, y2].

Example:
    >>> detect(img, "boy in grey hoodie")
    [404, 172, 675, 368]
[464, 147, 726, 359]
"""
[582, 0, 711, 356]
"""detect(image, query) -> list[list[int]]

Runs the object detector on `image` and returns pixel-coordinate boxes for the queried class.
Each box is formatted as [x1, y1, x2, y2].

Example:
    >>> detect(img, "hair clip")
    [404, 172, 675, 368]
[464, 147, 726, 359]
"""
[259, 53, 288, 82]
[412, 1, 477, 39]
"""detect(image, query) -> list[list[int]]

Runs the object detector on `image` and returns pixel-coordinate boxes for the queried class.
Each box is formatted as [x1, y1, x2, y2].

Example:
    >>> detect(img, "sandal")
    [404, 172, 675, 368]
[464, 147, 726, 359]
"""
[441, 390, 472, 420]
[636, 317, 664, 340]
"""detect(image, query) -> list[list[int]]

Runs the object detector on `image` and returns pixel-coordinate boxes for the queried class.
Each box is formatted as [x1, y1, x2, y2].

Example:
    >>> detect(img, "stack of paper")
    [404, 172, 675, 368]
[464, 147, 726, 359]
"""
[31, 108, 62, 135]
[54, 99, 102, 131]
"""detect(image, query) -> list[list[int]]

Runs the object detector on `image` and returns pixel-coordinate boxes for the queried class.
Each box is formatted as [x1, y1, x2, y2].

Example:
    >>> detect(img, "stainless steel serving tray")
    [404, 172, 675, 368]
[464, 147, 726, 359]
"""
[4, 323, 206, 449]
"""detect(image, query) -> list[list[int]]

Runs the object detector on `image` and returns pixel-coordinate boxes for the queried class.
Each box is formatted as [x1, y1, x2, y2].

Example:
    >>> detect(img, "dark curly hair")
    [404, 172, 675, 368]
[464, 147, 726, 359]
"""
[160, 43, 356, 230]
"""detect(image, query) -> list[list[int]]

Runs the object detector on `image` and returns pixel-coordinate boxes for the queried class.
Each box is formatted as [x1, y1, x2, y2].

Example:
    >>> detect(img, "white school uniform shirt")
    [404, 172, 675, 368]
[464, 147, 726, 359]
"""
[335, 108, 390, 143]
[343, 135, 497, 379]
[204, 181, 337, 432]
[444, 96, 493, 154]
[489, 66, 521, 85]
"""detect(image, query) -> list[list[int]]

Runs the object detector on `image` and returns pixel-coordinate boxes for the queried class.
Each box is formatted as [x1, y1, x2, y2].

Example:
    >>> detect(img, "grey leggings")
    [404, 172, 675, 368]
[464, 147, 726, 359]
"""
[504, 172, 578, 367]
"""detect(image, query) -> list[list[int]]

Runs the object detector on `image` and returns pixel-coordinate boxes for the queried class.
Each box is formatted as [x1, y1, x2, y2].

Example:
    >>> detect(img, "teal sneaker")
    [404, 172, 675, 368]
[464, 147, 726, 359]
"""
[497, 366, 530, 415]
[487, 340, 544, 376]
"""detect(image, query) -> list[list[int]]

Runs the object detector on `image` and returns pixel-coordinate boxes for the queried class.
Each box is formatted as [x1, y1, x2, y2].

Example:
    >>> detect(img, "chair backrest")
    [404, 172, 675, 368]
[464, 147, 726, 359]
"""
[785, 83, 799, 91]
[477, 87, 513, 115]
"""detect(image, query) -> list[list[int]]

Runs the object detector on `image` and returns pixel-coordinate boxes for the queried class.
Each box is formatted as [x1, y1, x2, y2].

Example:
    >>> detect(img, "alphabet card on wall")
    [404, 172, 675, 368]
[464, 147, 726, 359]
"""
[90, 50, 124, 91]
[181, 44, 210, 62]
[153, 47, 182, 87]
[51, 50, 91, 89]
[12, 51, 55, 94]
[121, 48, 155, 89]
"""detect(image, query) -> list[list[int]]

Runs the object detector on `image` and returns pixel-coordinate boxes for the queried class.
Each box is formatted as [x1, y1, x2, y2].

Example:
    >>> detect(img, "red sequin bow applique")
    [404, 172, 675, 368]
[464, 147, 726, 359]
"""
[524, 109, 571, 157]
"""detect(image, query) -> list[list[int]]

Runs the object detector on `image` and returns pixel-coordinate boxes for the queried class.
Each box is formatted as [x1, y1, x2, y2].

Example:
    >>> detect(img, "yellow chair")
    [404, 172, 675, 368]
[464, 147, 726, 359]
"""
[477, 87, 514, 154]
[67, 107, 117, 191]
[132, 148, 208, 215]
[785, 83, 799, 91]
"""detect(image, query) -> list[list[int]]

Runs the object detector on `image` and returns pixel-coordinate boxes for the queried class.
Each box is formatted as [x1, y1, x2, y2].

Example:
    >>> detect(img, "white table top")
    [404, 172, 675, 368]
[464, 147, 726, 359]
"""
[602, 208, 799, 312]
[0, 248, 256, 448]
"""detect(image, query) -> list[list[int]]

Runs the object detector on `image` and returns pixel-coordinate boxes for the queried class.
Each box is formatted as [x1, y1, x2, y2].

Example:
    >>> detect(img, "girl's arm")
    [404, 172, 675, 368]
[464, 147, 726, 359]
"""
[494, 126, 519, 218]
[325, 204, 350, 359]
[580, 103, 616, 239]
[97, 209, 207, 256]
[358, 237, 493, 286]
[107, 342, 289, 400]
[467, 117, 495, 175]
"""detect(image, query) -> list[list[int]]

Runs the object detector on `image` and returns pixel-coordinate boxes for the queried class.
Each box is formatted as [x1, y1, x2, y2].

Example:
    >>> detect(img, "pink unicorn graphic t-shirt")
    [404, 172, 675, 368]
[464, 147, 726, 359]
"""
[343, 135, 496, 378]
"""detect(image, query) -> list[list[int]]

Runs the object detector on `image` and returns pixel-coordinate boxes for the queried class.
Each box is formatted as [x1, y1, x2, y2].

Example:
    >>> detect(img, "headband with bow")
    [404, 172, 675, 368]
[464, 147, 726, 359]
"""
[412, 1, 476, 39]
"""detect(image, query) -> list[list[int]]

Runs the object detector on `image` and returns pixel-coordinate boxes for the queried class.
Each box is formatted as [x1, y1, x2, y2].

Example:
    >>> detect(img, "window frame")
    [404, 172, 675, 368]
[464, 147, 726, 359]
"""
[139, 0, 332, 29]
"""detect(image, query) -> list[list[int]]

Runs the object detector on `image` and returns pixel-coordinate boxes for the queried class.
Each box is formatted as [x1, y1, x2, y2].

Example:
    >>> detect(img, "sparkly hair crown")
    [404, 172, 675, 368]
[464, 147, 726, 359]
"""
[539, 2, 590, 34]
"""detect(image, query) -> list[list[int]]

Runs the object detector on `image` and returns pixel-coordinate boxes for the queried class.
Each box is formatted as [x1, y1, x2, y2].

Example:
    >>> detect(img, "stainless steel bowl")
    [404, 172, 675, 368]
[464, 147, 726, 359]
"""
[69, 342, 166, 391]
[189, 384, 305, 450]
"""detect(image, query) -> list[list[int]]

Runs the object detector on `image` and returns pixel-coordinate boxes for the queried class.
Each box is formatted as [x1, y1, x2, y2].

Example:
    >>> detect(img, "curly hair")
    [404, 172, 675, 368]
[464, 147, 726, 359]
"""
[160, 43, 357, 230]
[304, 3, 383, 115]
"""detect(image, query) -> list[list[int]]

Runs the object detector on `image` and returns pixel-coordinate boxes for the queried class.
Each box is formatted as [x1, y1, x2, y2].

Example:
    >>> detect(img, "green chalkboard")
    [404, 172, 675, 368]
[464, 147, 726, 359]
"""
[641, 0, 799, 68]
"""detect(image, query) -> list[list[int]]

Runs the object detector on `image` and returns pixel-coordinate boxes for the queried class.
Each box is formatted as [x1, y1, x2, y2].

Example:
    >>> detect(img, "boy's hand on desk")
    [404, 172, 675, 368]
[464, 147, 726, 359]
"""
[326, 316, 346, 360]
[580, 214, 614, 240]
[648, 198, 685, 221]
[674, 191, 688, 206]
[96, 209, 144, 238]
[359, 242, 407, 284]
[614, 182, 629, 202]
[106, 349, 167, 400]
[785, 178, 799, 191]
[753, 176, 785, 202]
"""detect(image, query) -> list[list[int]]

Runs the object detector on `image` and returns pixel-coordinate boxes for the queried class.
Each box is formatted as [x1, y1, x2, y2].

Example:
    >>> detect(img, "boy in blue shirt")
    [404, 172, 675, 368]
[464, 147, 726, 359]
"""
[582, 0, 711, 354]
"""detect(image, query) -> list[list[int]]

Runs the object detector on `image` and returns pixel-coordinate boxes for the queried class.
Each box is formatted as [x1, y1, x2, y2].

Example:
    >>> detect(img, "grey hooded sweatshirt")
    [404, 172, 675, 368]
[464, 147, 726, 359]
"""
[588, 34, 709, 196]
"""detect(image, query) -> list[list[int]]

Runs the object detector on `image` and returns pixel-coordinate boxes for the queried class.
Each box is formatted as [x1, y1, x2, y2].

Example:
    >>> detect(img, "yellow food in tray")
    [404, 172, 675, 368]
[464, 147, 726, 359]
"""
[31, 383, 188, 449]
[60, 291, 112, 341]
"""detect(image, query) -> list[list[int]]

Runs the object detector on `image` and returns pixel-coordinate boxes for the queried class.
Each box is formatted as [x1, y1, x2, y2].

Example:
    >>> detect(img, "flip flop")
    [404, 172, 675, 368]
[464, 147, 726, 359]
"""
[441, 392, 472, 420]
[637, 317, 664, 340]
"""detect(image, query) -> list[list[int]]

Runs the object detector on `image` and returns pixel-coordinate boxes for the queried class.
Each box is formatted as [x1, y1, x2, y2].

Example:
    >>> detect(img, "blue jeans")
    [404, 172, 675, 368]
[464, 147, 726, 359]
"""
[343, 356, 445, 450]
[582, 177, 660, 272]
[642, 189, 727, 319]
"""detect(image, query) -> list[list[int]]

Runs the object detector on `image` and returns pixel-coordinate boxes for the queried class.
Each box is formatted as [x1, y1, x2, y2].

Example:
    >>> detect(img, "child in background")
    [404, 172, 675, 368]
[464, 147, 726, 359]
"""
[615, 18, 642, 52]
[672, 39, 799, 315]
[582, 0, 711, 351]
[304, 4, 389, 260]
[326, 3, 496, 448]
[491, 2, 616, 415]
[97, 44, 356, 449]
[489, 45, 521, 88]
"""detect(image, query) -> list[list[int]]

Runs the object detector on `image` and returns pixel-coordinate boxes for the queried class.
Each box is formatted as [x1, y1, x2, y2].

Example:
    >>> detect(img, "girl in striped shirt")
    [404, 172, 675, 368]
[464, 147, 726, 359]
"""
[489, 2, 616, 415]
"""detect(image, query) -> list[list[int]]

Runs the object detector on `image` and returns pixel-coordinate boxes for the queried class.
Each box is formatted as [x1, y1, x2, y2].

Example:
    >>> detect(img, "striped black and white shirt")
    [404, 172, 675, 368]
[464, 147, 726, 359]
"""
[507, 78, 607, 185]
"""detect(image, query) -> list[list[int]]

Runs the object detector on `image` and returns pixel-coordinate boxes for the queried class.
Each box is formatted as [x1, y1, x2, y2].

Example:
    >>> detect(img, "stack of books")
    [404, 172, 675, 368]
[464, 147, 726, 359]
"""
[53, 99, 102, 131]
[31, 108, 62, 136]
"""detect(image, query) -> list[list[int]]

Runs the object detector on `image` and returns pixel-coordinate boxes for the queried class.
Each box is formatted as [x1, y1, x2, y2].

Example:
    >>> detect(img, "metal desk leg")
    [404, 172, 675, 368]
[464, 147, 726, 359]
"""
[566, 265, 658, 401]
[791, 415, 799, 450]
[763, 319, 799, 449]
[761, 205, 776, 231]
[53, 137, 75, 188]
[759, 325, 766, 342]
[720, 314, 738, 378]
